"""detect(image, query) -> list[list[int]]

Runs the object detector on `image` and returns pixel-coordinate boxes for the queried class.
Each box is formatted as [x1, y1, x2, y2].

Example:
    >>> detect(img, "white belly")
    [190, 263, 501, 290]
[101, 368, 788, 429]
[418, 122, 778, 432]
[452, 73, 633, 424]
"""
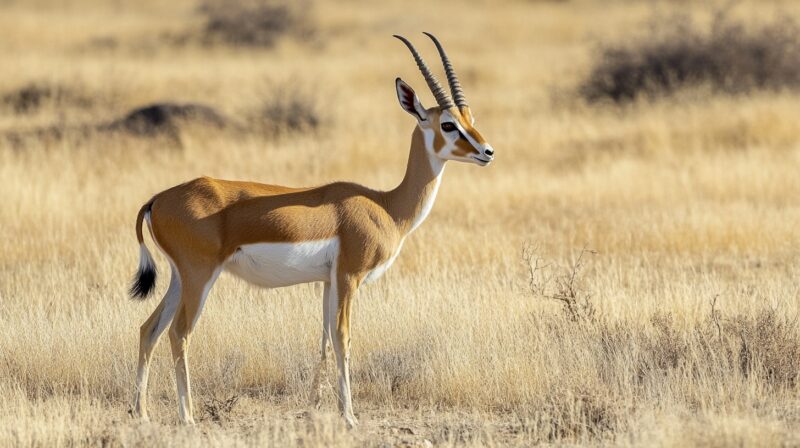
[224, 238, 339, 288]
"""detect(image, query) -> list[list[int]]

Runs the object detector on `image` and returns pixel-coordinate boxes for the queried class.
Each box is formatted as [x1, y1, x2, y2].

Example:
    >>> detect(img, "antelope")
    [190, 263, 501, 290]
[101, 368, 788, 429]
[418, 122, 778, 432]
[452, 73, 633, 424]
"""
[129, 33, 494, 427]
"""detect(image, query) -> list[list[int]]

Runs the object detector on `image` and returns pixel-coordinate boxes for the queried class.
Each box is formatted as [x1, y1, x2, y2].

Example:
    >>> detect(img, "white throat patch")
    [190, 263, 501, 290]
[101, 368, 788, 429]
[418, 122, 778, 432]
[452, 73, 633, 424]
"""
[407, 140, 445, 234]
[421, 127, 446, 176]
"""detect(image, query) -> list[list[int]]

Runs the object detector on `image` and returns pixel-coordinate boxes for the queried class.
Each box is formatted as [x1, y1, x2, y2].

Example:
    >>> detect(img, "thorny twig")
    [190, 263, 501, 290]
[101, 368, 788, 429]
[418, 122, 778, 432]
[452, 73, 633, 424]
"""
[202, 394, 241, 423]
[523, 242, 598, 323]
[710, 294, 723, 339]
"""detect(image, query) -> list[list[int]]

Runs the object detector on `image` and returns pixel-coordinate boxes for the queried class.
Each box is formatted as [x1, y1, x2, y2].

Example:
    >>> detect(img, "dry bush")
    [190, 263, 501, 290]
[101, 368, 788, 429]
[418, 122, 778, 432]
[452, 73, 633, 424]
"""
[581, 12, 800, 102]
[523, 247, 799, 436]
[601, 302, 800, 392]
[523, 243, 598, 323]
[199, 0, 315, 48]
[202, 395, 241, 423]
[1, 82, 93, 114]
[199, 352, 245, 423]
[640, 312, 694, 373]
[726, 308, 800, 387]
[360, 351, 419, 399]
[537, 386, 621, 442]
[252, 84, 326, 136]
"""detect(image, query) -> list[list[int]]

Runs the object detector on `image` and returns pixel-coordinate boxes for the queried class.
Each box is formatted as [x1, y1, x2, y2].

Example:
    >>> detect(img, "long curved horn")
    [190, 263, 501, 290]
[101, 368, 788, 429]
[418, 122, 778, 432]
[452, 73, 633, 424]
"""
[393, 35, 454, 109]
[423, 32, 468, 109]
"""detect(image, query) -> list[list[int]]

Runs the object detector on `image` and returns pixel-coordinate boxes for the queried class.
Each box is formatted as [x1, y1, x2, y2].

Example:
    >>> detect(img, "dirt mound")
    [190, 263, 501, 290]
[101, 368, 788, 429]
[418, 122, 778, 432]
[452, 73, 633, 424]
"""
[104, 102, 228, 136]
[3, 102, 228, 149]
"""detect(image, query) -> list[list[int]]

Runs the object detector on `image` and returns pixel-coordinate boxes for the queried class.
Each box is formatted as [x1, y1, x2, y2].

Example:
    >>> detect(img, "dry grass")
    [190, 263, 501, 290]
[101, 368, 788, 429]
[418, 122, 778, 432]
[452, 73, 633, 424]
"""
[1, 0, 800, 446]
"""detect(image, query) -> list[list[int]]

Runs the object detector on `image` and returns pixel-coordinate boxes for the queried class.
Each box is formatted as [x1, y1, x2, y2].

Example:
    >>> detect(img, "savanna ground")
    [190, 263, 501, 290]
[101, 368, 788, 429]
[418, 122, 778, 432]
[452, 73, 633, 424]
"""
[2, 0, 800, 446]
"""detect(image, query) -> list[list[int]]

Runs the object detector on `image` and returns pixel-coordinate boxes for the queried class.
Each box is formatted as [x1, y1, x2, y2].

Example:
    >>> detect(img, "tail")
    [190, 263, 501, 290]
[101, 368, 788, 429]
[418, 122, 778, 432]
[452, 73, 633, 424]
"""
[130, 201, 157, 300]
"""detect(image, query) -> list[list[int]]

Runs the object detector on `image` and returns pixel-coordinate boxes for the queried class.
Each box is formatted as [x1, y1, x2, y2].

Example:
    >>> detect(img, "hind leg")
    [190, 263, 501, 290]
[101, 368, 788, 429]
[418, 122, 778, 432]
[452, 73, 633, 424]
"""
[169, 266, 221, 424]
[133, 264, 181, 420]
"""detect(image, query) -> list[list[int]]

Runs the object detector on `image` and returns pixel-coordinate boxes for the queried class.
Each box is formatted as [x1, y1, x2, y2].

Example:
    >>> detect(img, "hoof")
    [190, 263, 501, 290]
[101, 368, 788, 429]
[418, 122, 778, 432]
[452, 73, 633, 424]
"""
[128, 406, 149, 422]
[180, 417, 196, 426]
[310, 390, 322, 410]
[344, 413, 359, 429]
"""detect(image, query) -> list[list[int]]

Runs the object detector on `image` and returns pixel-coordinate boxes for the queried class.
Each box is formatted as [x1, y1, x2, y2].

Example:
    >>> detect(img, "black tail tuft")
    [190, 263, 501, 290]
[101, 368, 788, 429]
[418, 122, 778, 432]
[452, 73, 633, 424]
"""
[130, 264, 157, 300]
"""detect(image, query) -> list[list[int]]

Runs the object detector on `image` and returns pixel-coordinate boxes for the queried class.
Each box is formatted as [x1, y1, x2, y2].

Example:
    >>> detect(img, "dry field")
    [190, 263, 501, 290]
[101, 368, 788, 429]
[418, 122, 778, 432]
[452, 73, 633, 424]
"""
[2, 0, 800, 446]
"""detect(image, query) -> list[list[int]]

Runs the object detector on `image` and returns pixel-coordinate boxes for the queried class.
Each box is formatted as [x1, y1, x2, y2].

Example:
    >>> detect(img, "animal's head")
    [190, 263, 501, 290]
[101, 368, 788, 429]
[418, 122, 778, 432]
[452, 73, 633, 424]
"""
[394, 33, 494, 167]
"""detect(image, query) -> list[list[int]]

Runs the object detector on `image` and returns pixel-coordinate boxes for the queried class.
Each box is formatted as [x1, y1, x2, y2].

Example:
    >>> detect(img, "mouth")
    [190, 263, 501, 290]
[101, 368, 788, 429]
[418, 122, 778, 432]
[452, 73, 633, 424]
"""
[472, 156, 492, 166]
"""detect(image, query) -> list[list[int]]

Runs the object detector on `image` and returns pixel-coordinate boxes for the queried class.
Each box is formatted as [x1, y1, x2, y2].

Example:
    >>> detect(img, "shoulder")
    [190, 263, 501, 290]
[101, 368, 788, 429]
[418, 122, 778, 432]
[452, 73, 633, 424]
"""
[320, 182, 381, 202]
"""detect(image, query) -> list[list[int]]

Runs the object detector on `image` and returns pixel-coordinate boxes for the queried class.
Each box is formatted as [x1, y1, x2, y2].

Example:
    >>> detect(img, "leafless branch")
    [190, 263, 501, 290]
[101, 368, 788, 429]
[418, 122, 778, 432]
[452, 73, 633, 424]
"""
[523, 243, 598, 323]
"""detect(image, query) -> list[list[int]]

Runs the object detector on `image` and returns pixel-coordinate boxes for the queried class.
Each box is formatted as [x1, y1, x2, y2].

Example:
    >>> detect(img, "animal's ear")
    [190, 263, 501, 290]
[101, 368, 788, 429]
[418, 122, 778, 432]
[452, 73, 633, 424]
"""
[395, 78, 427, 121]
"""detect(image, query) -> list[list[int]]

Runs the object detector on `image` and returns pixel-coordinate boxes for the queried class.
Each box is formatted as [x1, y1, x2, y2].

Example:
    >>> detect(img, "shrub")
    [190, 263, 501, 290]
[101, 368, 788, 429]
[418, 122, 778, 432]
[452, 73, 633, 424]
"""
[252, 84, 325, 136]
[580, 13, 800, 102]
[727, 308, 800, 387]
[523, 243, 598, 323]
[199, 0, 315, 48]
[1, 82, 93, 114]
[641, 312, 692, 372]
[538, 386, 621, 441]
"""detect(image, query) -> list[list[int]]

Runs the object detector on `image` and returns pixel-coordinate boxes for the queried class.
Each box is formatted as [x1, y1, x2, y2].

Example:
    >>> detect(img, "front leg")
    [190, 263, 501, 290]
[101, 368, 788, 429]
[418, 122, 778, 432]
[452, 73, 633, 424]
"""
[330, 266, 361, 428]
[310, 282, 331, 408]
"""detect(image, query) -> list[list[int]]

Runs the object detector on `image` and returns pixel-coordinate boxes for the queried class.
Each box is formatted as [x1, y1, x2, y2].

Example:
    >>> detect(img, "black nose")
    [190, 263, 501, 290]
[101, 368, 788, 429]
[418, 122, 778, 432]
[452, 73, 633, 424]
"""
[484, 148, 494, 156]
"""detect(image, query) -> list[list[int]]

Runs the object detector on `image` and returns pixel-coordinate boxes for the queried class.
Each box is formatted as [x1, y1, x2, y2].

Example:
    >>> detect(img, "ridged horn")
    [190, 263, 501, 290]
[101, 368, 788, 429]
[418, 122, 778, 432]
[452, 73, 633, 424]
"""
[423, 32, 468, 108]
[393, 34, 454, 109]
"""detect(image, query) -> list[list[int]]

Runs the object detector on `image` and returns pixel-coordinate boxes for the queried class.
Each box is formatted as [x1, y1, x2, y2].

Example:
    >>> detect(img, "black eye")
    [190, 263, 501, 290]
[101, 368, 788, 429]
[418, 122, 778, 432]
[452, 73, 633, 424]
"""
[441, 122, 456, 132]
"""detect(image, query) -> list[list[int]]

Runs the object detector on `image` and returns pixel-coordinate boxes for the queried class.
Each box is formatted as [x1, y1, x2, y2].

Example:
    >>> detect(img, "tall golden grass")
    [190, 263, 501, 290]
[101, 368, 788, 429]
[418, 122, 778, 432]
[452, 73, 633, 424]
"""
[1, 0, 799, 446]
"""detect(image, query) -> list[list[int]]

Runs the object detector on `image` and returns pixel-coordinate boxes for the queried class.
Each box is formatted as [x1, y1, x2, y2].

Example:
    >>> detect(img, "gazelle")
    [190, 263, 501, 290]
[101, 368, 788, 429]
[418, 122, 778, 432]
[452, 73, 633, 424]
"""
[129, 33, 494, 427]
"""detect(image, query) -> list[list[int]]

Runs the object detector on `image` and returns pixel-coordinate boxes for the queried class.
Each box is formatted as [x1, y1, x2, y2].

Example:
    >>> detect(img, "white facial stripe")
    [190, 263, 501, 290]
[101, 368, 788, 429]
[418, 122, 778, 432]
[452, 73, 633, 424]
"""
[439, 110, 485, 155]
[438, 111, 461, 156]
[450, 118, 482, 151]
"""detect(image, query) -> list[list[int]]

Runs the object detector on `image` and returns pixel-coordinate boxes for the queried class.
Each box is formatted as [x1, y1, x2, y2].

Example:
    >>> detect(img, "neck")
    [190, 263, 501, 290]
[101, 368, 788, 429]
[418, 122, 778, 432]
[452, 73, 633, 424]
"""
[385, 127, 446, 235]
